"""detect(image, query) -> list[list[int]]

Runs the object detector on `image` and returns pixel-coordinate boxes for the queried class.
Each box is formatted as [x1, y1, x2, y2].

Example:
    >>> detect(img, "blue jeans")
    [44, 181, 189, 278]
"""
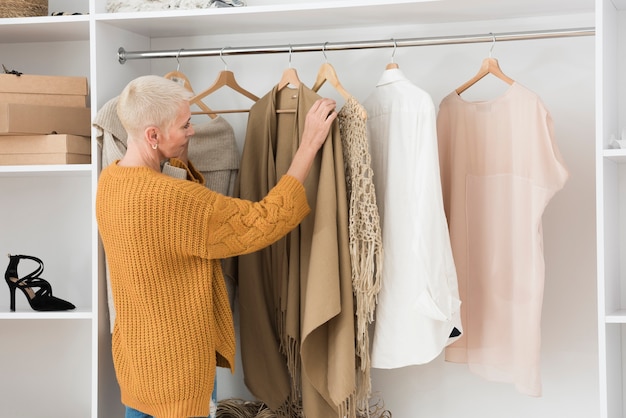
[124, 407, 152, 418]
[125, 377, 217, 418]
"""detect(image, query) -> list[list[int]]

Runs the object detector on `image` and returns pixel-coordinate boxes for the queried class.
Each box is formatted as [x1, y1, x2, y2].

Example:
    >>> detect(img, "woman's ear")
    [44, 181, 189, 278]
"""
[145, 127, 159, 149]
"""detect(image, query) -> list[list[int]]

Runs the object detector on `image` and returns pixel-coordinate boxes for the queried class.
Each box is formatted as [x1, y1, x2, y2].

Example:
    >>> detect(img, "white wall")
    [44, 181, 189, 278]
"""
[145, 17, 598, 418]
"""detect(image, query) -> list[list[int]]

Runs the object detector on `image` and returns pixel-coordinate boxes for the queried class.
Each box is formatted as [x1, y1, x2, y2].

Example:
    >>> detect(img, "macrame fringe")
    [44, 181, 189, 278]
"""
[338, 97, 384, 413]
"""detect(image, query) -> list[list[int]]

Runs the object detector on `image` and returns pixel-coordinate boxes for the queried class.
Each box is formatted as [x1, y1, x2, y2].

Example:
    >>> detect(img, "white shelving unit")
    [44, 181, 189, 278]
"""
[596, 0, 626, 416]
[0, 0, 607, 416]
[0, 1, 98, 416]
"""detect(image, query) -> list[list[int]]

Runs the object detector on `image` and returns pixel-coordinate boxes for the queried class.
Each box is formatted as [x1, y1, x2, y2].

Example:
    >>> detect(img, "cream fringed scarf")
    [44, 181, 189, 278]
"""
[337, 97, 384, 414]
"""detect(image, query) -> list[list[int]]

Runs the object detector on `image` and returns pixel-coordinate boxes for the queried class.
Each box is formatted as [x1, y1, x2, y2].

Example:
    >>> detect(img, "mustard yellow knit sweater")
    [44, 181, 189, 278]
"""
[96, 158, 310, 418]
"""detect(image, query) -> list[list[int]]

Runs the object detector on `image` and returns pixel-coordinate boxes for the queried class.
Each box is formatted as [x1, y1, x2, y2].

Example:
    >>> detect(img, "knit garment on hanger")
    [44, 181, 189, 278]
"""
[234, 84, 356, 418]
[337, 96, 383, 412]
[93, 96, 239, 191]
[364, 67, 462, 369]
[437, 82, 569, 397]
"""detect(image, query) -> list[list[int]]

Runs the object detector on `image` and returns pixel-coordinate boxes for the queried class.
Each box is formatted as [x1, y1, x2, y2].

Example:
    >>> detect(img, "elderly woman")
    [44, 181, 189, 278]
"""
[96, 75, 337, 418]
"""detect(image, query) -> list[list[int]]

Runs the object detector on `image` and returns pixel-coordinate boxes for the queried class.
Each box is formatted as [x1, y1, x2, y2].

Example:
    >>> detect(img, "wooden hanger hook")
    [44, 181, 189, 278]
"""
[176, 48, 183, 71]
[386, 38, 399, 69]
[220, 46, 229, 70]
[322, 41, 329, 62]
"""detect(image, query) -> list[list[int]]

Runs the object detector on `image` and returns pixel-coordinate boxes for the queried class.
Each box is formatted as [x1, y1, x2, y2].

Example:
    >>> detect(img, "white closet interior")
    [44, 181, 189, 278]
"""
[0, 0, 611, 417]
[597, 0, 626, 417]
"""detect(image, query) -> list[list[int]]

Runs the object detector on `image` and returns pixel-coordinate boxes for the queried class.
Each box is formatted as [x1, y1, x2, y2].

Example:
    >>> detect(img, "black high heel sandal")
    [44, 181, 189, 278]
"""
[4, 254, 76, 312]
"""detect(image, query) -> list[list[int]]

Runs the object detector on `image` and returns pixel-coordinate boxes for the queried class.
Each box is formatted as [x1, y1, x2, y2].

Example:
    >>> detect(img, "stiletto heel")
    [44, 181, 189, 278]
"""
[4, 253, 76, 312]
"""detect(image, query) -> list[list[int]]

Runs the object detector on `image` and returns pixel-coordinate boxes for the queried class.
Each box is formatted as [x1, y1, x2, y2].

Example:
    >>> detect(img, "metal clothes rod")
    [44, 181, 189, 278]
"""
[117, 27, 595, 64]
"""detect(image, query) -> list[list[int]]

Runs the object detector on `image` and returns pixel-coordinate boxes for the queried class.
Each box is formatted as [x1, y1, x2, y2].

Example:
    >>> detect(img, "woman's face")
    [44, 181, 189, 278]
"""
[159, 101, 195, 158]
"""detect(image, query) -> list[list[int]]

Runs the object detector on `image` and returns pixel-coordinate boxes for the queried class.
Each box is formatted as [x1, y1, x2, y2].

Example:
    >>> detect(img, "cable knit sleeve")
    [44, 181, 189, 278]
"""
[205, 175, 310, 259]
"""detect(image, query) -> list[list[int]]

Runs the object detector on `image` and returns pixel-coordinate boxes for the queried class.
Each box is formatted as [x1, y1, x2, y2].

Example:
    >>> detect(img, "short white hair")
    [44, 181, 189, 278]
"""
[117, 75, 193, 137]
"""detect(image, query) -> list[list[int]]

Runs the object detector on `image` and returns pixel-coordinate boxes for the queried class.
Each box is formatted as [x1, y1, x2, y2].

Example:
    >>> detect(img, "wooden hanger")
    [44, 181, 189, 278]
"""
[190, 47, 259, 115]
[276, 68, 300, 113]
[276, 45, 301, 114]
[164, 49, 217, 118]
[278, 45, 302, 91]
[277, 45, 302, 91]
[192, 69, 259, 103]
[311, 43, 352, 101]
[312, 43, 367, 119]
[386, 39, 399, 70]
[277, 67, 301, 91]
[455, 34, 515, 95]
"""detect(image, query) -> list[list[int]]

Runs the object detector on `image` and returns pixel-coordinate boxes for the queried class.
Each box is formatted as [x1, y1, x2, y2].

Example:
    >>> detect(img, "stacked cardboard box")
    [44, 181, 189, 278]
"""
[0, 73, 91, 165]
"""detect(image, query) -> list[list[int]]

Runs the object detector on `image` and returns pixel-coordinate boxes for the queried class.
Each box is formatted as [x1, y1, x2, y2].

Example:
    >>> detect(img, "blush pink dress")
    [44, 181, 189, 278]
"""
[437, 82, 569, 396]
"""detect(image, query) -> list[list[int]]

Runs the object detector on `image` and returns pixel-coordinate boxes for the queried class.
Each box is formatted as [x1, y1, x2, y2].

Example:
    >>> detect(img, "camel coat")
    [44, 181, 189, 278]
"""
[235, 84, 356, 418]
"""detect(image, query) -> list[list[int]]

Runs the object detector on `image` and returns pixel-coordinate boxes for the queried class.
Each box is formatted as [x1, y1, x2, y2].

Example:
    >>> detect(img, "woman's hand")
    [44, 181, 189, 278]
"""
[300, 98, 338, 153]
[286, 98, 337, 183]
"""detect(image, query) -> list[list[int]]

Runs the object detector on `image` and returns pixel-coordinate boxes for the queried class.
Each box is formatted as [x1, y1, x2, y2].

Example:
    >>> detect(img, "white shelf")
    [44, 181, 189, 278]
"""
[0, 0, 596, 43]
[94, 0, 594, 39]
[606, 310, 626, 323]
[603, 148, 626, 161]
[0, 1, 595, 43]
[0, 308, 92, 320]
[0, 164, 92, 176]
[0, 15, 89, 43]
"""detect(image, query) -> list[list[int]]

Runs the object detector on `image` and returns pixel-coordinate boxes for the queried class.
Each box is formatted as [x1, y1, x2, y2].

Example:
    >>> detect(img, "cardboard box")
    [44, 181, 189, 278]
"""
[0, 153, 91, 165]
[0, 134, 91, 155]
[0, 103, 91, 136]
[0, 92, 88, 107]
[0, 74, 88, 96]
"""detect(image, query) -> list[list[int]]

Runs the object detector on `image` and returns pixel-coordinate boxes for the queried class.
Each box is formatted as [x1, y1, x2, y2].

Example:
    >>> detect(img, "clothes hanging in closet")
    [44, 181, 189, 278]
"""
[93, 96, 240, 329]
[363, 67, 462, 369]
[234, 83, 355, 418]
[437, 82, 569, 397]
[337, 96, 383, 409]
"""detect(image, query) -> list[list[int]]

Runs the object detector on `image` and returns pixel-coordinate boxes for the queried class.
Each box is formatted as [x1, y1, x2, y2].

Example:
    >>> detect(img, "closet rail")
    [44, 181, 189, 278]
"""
[117, 27, 594, 64]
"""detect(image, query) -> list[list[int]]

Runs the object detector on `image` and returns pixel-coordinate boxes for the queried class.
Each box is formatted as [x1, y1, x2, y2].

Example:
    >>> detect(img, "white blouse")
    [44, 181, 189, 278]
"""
[363, 68, 462, 368]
